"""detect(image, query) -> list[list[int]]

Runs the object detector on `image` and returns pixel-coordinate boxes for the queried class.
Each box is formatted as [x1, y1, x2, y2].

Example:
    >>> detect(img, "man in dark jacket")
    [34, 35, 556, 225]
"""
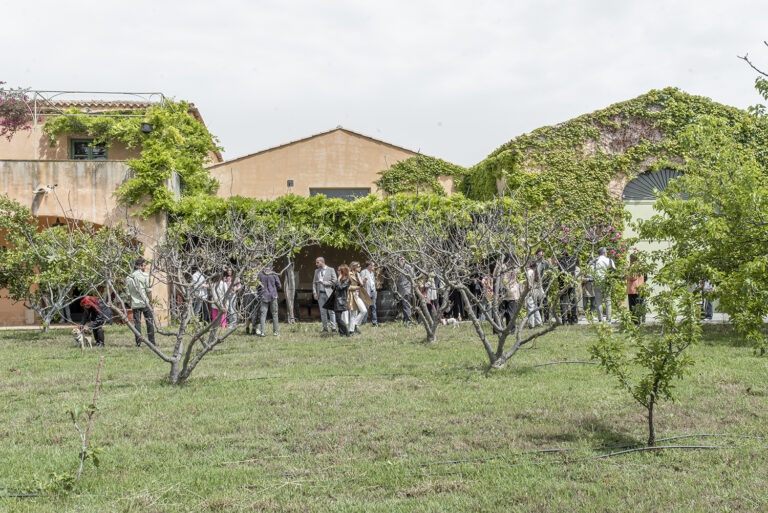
[313, 257, 337, 332]
[257, 264, 282, 337]
[395, 257, 414, 325]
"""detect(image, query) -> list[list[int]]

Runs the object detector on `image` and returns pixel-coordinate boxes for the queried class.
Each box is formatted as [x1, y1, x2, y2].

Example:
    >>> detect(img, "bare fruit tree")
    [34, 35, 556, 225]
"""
[356, 200, 454, 343]
[51, 205, 319, 384]
[359, 196, 618, 367]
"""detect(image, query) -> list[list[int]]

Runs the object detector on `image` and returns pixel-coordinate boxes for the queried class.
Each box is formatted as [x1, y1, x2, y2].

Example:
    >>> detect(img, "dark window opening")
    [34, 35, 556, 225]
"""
[622, 169, 682, 201]
[309, 188, 370, 201]
[71, 139, 108, 160]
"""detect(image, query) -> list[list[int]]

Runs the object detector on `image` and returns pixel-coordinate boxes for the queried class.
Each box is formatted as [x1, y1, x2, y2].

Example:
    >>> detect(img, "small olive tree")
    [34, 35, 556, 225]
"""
[589, 288, 701, 446]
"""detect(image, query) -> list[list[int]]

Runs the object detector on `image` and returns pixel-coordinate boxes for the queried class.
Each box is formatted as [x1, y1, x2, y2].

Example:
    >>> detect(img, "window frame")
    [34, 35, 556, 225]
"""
[70, 138, 108, 161]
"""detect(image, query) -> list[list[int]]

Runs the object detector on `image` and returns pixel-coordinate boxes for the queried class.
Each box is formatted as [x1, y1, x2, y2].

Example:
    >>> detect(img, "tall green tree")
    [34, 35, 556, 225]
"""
[638, 114, 768, 353]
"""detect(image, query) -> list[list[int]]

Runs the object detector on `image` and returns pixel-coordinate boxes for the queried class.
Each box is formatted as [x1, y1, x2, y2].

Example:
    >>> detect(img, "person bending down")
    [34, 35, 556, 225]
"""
[80, 296, 113, 347]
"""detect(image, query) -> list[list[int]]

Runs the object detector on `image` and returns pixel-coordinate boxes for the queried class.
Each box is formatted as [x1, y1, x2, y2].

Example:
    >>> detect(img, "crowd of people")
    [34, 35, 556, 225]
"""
[74, 248, 719, 345]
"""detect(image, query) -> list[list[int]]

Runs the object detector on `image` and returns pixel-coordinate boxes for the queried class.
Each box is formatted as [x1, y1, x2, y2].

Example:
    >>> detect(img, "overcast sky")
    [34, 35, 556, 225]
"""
[3, 1, 767, 167]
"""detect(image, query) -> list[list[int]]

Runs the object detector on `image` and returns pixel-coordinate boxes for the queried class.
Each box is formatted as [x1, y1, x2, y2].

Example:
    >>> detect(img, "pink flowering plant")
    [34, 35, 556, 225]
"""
[548, 207, 635, 265]
[0, 82, 34, 140]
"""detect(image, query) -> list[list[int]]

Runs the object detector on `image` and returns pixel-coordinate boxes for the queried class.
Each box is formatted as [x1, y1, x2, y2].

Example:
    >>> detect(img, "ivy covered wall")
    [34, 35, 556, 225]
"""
[460, 87, 765, 213]
[376, 155, 466, 196]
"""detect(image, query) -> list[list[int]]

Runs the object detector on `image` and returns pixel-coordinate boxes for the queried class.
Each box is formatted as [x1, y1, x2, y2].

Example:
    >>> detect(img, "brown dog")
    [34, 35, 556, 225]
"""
[72, 327, 92, 349]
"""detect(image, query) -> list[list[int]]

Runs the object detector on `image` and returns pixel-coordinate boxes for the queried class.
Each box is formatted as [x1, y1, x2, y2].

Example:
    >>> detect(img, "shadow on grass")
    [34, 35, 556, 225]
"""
[526, 418, 639, 448]
[699, 325, 753, 348]
[576, 418, 639, 447]
[0, 330, 60, 342]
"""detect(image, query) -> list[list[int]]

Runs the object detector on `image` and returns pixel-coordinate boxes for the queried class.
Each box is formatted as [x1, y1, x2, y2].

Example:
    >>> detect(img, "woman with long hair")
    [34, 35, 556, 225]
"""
[348, 261, 371, 334]
[332, 264, 351, 336]
[525, 261, 543, 328]
[210, 271, 229, 328]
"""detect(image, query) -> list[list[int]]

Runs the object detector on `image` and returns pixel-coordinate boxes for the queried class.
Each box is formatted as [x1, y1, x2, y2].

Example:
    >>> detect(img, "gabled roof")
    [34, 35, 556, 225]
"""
[208, 127, 421, 169]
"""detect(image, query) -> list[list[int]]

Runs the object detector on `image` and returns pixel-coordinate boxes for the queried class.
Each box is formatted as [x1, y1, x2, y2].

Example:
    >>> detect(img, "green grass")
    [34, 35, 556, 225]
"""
[0, 322, 766, 512]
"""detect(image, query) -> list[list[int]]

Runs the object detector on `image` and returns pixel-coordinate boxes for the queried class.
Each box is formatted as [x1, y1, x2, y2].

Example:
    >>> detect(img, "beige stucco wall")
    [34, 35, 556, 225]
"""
[0, 160, 168, 327]
[0, 125, 141, 161]
[208, 129, 418, 200]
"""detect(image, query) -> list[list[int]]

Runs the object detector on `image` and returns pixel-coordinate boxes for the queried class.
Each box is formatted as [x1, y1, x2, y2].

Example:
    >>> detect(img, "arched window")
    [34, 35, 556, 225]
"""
[622, 169, 682, 201]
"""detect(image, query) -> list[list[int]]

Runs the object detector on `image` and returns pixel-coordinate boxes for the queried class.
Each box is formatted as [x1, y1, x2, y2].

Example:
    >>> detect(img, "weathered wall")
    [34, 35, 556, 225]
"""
[0, 160, 168, 327]
[208, 129, 417, 200]
[0, 126, 141, 161]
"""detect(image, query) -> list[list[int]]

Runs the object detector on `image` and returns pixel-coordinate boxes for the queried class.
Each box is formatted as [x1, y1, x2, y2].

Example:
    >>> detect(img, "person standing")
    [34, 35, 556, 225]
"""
[210, 272, 229, 328]
[557, 250, 578, 325]
[580, 264, 596, 322]
[313, 257, 337, 333]
[499, 258, 520, 331]
[348, 262, 371, 334]
[701, 280, 714, 321]
[256, 264, 282, 337]
[525, 261, 543, 328]
[331, 264, 351, 336]
[190, 266, 210, 322]
[79, 296, 113, 347]
[592, 247, 615, 324]
[241, 280, 260, 335]
[534, 248, 552, 321]
[223, 267, 241, 326]
[359, 261, 378, 327]
[421, 272, 440, 320]
[396, 257, 414, 325]
[626, 253, 646, 325]
[126, 258, 155, 347]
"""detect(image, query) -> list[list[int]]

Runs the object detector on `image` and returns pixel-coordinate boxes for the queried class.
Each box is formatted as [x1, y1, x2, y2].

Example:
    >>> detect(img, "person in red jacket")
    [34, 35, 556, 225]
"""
[80, 296, 113, 347]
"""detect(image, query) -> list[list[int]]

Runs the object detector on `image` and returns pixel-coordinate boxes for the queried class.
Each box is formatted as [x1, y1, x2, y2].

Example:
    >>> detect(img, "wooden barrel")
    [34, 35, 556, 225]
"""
[376, 290, 399, 322]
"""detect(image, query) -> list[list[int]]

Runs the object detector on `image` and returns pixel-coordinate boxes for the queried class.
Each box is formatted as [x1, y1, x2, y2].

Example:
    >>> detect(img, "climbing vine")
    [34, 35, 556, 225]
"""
[461, 87, 763, 217]
[43, 100, 221, 216]
[376, 155, 465, 195]
[174, 192, 480, 249]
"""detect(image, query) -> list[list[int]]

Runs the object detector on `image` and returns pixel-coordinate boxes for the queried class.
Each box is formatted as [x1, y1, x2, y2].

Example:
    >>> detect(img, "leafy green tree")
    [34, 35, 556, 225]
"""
[0, 199, 116, 331]
[589, 288, 701, 446]
[638, 114, 768, 353]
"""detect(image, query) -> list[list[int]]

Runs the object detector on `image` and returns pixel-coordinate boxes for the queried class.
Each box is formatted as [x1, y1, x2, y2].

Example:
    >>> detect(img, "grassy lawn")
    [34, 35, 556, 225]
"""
[0, 322, 766, 512]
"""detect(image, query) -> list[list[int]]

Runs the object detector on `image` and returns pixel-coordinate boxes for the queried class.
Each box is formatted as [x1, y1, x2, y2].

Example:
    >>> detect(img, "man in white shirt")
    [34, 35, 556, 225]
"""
[359, 261, 378, 327]
[191, 267, 210, 321]
[312, 257, 337, 332]
[592, 247, 614, 323]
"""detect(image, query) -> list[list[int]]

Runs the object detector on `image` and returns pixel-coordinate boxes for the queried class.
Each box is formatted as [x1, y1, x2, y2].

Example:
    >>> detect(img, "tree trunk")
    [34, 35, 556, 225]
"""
[647, 400, 656, 446]
[491, 355, 507, 369]
[169, 360, 181, 386]
[415, 297, 437, 343]
[284, 257, 297, 324]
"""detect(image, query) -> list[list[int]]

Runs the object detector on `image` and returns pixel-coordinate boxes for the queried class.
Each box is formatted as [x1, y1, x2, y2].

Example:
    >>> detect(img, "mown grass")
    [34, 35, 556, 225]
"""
[0, 321, 766, 512]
